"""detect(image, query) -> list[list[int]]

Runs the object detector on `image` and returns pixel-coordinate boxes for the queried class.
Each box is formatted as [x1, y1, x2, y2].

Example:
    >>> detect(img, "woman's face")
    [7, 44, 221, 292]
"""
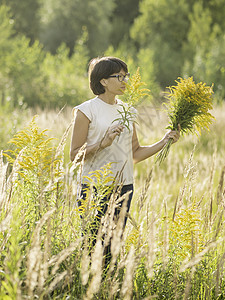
[102, 69, 129, 96]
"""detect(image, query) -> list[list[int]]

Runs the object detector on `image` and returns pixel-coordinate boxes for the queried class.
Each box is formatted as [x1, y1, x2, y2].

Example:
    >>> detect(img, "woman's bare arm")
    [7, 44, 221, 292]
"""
[132, 124, 180, 164]
[70, 110, 90, 161]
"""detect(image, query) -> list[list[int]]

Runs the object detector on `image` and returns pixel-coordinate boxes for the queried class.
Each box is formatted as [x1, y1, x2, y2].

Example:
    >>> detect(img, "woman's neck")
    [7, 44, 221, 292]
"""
[98, 93, 116, 105]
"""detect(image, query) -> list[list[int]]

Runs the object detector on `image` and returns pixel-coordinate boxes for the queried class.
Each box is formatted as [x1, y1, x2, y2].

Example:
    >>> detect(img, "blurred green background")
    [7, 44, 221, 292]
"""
[0, 0, 225, 110]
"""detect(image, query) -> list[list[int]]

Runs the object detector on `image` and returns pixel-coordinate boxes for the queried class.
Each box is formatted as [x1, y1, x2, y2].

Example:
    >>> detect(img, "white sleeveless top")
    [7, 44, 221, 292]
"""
[74, 96, 136, 185]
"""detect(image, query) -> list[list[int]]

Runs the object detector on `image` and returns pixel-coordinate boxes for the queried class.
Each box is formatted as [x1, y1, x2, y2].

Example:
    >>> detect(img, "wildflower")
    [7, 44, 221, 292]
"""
[156, 77, 215, 164]
[114, 67, 151, 131]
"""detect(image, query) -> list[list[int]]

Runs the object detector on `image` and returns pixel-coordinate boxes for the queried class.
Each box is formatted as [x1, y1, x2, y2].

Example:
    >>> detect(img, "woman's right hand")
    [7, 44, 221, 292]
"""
[101, 124, 124, 148]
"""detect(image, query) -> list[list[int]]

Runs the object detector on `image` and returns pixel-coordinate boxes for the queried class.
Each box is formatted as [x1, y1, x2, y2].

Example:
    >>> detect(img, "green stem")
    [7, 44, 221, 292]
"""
[155, 138, 173, 165]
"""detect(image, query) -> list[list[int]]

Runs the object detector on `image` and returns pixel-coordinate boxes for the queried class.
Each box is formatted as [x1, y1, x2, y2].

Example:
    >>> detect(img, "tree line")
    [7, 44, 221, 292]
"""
[0, 0, 225, 108]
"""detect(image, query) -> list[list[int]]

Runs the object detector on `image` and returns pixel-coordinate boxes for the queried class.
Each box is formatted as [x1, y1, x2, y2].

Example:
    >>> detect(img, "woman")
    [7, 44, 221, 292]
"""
[70, 56, 180, 265]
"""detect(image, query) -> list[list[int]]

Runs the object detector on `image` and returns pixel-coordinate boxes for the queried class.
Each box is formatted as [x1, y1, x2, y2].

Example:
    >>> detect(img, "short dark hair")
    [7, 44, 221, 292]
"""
[88, 56, 128, 95]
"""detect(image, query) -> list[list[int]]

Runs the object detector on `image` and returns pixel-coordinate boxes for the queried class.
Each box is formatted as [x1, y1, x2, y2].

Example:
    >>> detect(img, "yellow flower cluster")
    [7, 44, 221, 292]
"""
[122, 67, 150, 107]
[157, 76, 215, 164]
[4, 116, 61, 184]
[169, 203, 204, 260]
[166, 76, 214, 134]
[115, 68, 151, 131]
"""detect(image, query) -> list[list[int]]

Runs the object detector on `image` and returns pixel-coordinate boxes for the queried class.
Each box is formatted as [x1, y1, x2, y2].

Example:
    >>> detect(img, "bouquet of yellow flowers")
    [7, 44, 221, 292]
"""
[156, 76, 215, 164]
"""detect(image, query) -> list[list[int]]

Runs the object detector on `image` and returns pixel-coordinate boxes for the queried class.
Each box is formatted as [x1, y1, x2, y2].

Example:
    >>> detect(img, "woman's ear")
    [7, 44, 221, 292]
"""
[100, 78, 107, 87]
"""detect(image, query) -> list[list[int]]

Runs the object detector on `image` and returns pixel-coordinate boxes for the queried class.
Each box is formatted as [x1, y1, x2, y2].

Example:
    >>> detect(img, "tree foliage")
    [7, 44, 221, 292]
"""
[131, 0, 225, 99]
[0, 0, 225, 109]
[0, 5, 91, 108]
[39, 0, 115, 57]
[131, 0, 195, 87]
[0, 0, 40, 43]
[182, 1, 225, 101]
[109, 0, 139, 48]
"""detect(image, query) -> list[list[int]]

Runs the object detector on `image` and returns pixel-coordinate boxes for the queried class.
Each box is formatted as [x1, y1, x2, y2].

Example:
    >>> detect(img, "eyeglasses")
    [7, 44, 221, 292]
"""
[108, 73, 130, 82]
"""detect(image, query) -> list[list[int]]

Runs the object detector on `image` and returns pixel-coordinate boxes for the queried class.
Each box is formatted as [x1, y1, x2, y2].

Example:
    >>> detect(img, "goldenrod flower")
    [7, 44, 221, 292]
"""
[115, 68, 150, 131]
[156, 77, 215, 164]
[122, 67, 150, 107]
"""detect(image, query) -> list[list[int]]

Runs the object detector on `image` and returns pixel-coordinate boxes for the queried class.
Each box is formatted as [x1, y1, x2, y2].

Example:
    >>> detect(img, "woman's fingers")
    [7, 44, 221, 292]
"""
[102, 124, 125, 148]
[165, 126, 180, 143]
[171, 124, 181, 141]
[110, 124, 124, 136]
[169, 130, 180, 143]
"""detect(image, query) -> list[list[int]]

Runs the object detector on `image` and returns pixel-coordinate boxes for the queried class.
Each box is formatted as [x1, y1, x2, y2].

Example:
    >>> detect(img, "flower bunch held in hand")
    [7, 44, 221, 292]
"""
[156, 76, 215, 164]
[114, 67, 151, 131]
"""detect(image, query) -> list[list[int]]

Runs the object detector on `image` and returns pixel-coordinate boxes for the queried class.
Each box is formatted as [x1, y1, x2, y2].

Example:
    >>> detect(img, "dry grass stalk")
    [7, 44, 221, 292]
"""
[120, 245, 135, 300]
[146, 208, 157, 278]
[44, 251, 81, 297]
[0, 148, 25, 212]
[215, 247, 225, 297]
[0, 219, 11, 257]
[80, 240, 91, 286]
[209, 194, 213, 225]
[90, 238, 103, 275]
[70, 141, 87, 171]
[175, 147, 197, 213]
[84, 238, 103, 299]
[0, 210, 12, 232]
[208, 149, 217, 225]
[172, 196, 178, 221]
[27, 207, 82, 297]
[108, 256, 126, 299]
[26, 208, 55, 296]
[212, 210, 224, 242]
[48, 240, 82, 275]
[0, 150, 7, 200]
[44, 270, 68, 295]
[79, 184, 97, 229]
[215, 260, 220, 298]
[110, 192, 130, 272]
[216, 165, 225, 205]
[176, 182, 187, 213]
[55, 120, 73, 159]
[74, 142, 87, 196]
[26, 236, 42, 297]
[101, 189, 119, 248]
[0, 207, 23, 300]
[179, 237, 225, 272]
[38, 218, 51, 293]
[138, 168, 153, 212]
[162, 198, 169, 266]
[183, 266, 196, 300]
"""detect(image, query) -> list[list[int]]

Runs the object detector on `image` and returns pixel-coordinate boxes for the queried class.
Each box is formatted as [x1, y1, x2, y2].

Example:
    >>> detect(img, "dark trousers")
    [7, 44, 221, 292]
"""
[78, 184, 134, 268]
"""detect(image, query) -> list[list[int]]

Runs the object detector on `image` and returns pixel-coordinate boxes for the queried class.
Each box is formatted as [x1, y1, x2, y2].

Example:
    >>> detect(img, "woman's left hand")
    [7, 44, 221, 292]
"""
[163, 124, 181, 144]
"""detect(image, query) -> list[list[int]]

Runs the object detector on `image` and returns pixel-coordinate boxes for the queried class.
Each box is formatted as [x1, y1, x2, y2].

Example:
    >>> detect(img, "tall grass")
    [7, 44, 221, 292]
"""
[0, 102, 225, 299]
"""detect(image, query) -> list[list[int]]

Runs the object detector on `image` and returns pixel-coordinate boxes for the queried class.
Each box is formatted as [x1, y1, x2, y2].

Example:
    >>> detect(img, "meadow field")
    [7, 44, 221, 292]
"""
[0, 101, 225, 299]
